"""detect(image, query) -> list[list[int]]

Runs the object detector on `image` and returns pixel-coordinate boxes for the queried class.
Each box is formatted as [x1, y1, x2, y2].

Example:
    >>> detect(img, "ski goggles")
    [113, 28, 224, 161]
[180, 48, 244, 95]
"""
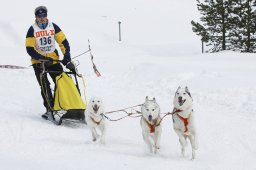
[36, 13, 47, 18]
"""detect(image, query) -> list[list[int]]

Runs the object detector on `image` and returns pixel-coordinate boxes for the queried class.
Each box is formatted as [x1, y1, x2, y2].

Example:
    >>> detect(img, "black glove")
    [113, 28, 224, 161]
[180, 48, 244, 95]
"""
[62, 54, 71, 66]
[43, 58, 53, 67]
[66, 62, 76, 73]
[62, 58, 70, 66]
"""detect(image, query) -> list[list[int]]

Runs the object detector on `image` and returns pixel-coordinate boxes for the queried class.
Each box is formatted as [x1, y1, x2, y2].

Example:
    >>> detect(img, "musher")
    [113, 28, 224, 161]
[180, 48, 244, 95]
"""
[25, 6, 75, 119]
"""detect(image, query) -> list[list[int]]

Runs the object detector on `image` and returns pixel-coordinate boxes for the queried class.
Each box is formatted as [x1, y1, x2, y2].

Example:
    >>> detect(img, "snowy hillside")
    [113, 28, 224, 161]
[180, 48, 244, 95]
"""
[1, 0, 256, 170]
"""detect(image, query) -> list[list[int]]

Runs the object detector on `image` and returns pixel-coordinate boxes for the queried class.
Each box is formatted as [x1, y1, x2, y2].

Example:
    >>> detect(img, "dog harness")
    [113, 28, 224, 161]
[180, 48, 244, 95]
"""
[90, 116, 102, 125]
[174, 109, 191, 133]
[144, 117, 160, 133]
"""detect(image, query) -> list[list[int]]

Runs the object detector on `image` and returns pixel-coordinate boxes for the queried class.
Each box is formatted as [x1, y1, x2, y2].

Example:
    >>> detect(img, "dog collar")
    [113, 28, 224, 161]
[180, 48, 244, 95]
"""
[174, 109, 183, 113]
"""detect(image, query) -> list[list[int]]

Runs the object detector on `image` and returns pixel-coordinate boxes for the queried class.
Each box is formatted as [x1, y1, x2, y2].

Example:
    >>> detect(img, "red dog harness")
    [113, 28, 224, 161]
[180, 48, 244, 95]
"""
[174, 109, 191, 133]
[145, 118, 160, 133]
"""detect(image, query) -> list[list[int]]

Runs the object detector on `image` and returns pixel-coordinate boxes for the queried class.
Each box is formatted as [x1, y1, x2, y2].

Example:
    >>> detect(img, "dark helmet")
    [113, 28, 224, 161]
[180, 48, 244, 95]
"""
[35, 6, 48, 17]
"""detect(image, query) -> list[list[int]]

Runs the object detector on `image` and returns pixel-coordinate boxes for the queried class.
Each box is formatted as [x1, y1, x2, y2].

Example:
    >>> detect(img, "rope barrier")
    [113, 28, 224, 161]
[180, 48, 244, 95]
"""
[0, 65, 28, 69]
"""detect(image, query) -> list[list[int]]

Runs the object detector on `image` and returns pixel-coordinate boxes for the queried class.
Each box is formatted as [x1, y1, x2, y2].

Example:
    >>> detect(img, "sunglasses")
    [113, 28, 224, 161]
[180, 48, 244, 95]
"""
[36, 13, 47, 18]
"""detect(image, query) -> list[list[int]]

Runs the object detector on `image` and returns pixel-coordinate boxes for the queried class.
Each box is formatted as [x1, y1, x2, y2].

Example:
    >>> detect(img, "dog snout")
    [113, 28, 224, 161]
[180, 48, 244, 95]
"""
[93, 104, 99, 112]
[178, 96, 182, 104]
[148, 115, 152, 121]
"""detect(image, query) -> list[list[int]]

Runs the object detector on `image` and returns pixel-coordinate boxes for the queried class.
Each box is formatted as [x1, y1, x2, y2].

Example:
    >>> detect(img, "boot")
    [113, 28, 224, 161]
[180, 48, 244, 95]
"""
[41, 110, 52, 120]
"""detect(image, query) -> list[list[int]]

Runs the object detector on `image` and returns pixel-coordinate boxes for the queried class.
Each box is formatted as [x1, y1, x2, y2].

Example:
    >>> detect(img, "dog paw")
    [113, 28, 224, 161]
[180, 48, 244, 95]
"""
[154, 149, 159, 154]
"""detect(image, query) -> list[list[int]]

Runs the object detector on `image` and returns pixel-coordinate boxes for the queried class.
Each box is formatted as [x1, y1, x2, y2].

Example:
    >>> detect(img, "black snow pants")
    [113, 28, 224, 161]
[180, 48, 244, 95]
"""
[32, 63, 63, 112]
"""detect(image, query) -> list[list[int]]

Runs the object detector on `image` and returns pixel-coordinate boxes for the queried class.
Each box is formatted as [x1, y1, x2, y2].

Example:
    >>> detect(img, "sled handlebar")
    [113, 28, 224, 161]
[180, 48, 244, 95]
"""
[43, 70, 82, 78]
[40, 60, 82, 77]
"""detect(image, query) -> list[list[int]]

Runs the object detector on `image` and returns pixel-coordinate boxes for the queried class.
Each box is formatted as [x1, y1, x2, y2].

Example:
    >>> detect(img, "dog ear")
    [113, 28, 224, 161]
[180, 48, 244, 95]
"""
[153, 97, 156, 102]
[175, 86, 181, 96]
[185, 86, 193, 99]
[145, 96, 149, 101]
[185, 86, 189, 92]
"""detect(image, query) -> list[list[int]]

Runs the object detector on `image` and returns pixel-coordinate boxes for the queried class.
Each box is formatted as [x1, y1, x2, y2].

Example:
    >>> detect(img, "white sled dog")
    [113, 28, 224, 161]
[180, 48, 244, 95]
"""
[85, 96, 106, 144]
[172, 86, 198, 159]
[140, 96, 162, 154]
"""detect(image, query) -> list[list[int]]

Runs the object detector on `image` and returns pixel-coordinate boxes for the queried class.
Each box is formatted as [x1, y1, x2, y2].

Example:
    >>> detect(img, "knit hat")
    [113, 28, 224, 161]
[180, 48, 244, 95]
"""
[35, 6, 47, 17]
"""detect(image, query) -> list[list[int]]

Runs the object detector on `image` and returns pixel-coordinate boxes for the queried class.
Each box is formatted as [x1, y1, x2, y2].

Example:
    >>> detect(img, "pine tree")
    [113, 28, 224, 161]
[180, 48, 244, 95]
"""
[227, 0, 243, 51]
[192, 0, 235, 52]
[192, 0, 256, 53]
[230, 0, 256, 52]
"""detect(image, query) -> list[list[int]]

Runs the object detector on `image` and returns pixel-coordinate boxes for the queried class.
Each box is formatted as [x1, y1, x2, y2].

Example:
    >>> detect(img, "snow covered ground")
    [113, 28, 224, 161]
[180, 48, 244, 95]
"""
[1, 0, 256, 169]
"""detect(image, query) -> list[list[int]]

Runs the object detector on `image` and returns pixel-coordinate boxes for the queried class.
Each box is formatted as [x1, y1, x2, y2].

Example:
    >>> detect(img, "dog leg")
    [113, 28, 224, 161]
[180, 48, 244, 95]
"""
[188, 133, 198, 149]
[148, 136, 155, 153]
[175, 130, 187, 157]
[179, 138, 186, 157]
[154, 131, 161, 154]
[191, 149, 196, 160]
[142, 132, 153, 153]
[181, 147, 185, 157]
[90, 127, 98, 142]
[175, 129, 187, 146]
[153, 144, 159, 154]
[188, 134, 197, 160]
[194, 133, 199, 150]
[100, 125, 106, 144]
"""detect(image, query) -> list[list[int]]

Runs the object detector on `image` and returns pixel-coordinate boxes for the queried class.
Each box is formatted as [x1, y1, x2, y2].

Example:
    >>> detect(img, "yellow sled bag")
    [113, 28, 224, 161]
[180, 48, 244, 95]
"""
[53, 72, 86, 111]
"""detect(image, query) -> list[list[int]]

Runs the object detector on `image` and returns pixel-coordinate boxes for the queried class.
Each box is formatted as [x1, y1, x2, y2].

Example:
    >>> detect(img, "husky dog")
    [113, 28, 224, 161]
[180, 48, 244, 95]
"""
[172, 86, 198, 160]
[85, 96, 106, 144]
[140, 96, 162, 154]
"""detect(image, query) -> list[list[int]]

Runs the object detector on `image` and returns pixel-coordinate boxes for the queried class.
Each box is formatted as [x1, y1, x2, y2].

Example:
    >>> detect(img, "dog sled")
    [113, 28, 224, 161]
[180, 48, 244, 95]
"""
[40, 61, 86, 125]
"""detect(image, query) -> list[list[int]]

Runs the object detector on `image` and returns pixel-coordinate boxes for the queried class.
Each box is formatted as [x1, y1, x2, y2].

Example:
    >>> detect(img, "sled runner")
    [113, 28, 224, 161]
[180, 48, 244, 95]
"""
[40, 61, 86, 125]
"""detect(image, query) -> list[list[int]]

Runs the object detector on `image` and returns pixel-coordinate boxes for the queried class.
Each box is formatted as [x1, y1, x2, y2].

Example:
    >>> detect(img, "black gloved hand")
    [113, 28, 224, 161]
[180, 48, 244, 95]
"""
[62, 58, 70, 66]
[62, 54, 71, 66]
[66, 62, 76, 73]
[43, 58, 53, 67]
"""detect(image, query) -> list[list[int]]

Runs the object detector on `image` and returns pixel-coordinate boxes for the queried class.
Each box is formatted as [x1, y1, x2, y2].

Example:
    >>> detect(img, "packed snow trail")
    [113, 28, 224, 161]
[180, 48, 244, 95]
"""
[0, 52, 256, 170]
